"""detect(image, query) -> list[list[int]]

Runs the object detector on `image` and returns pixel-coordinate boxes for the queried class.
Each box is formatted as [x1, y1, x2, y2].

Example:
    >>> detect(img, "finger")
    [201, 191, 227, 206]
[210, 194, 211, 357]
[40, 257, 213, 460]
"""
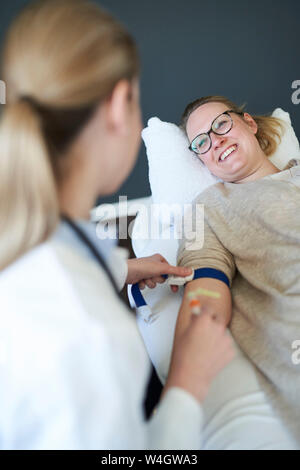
[164, 265, 193, 277]
[145, 279, 156, 289]
[150, 276, 165, 284]
[138, 281, 146, 290]
[170, 285, 179, 293]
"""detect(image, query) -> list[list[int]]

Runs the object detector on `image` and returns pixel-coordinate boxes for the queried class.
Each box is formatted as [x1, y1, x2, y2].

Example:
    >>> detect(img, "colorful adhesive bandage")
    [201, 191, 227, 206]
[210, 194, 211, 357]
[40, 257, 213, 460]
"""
[189, 298, 202, 315]
[187, 288, 221, 299]
[188, 287, 220, 316]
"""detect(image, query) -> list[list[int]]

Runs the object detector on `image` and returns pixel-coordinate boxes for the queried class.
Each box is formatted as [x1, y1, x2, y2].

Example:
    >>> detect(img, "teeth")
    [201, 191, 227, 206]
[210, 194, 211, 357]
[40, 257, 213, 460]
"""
[220, 145, 236, 161]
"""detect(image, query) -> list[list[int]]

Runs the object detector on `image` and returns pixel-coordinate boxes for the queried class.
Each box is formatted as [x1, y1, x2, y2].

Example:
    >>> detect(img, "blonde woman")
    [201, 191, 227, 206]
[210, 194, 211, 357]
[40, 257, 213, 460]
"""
[0, 1, 234, 450]
[174, 95, 300, 447]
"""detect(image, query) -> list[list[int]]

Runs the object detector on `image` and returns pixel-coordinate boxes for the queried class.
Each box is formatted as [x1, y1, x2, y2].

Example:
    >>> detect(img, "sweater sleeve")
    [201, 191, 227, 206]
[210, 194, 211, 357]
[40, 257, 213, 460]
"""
[147, 387, 204, 450]
[177, 191, 236, 287]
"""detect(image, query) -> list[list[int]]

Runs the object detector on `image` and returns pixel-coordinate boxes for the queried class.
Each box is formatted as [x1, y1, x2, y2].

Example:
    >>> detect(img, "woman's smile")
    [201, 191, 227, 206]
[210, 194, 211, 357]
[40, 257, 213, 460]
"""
[218, 144, 238, 163]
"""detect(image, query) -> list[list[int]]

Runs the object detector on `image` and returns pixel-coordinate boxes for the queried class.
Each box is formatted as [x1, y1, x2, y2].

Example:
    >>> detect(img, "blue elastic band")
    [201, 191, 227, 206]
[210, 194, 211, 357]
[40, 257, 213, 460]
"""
[131, 283, 147, 307]
[192, 267, 230, 287]
[130, 269, 229, 309]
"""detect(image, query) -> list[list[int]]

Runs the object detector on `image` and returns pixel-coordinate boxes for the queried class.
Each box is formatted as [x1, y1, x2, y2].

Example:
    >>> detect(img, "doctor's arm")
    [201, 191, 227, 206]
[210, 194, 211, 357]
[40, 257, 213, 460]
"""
[147, 303, 234, 449]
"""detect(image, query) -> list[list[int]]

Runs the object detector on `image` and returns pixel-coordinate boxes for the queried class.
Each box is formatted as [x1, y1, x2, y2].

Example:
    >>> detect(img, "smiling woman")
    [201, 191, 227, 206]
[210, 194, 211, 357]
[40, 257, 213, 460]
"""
[181, 95, 284, 183]
[174, 94, 300, 447]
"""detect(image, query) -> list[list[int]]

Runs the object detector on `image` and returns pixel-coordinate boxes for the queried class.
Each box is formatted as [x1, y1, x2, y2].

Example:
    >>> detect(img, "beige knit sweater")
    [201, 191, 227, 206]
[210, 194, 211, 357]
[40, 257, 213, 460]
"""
[177, 159, 300, 445]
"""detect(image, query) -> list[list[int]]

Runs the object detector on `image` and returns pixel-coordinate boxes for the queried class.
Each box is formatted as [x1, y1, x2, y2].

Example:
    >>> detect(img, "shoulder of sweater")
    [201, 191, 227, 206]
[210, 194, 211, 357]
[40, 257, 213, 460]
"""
[192, 181, 238, 206]
[191, 167, 292, 206]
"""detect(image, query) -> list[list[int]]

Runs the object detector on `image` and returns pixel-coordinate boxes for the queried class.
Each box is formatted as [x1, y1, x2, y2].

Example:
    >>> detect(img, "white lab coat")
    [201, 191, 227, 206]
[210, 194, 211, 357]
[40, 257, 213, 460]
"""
[0, 228, 203, 450]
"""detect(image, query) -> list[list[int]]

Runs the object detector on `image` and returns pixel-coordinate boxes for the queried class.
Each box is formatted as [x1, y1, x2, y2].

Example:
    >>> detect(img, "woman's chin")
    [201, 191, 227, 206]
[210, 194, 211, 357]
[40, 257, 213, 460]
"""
[217, 169, 245, 183]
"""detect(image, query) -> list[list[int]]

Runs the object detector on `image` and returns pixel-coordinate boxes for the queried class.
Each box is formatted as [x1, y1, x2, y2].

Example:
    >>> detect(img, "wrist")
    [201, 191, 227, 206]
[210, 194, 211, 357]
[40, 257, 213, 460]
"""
[163, 373, 209, 405]
[126, 258, 138, 284]
[125, 259, 131, 284]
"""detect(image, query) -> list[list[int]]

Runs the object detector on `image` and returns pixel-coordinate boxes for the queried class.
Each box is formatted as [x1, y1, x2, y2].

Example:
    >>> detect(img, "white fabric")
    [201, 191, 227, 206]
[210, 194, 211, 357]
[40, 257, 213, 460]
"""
[107, 245, 129, 290]
[54, 219, 129, 291]
[0, 237, 203, 450]
[142, 108, 300, 209]
[269, 108, 300, 169]
[148, 387, 204, 450]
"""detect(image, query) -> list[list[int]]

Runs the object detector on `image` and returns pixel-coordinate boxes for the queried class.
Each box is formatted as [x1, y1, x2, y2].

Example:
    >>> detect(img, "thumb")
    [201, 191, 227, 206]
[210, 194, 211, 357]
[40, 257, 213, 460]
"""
[164, 265, 193, 277]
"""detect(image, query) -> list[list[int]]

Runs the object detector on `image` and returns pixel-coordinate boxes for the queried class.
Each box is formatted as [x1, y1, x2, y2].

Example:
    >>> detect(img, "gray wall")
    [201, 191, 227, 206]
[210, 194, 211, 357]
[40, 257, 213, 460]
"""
[1, 0, 299, 204]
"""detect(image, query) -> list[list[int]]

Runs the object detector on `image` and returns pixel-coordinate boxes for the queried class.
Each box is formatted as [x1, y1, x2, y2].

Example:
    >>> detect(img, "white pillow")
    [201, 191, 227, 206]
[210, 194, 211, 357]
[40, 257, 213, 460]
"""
[142, 108, 300, 208]
[269, 109, 300, 169]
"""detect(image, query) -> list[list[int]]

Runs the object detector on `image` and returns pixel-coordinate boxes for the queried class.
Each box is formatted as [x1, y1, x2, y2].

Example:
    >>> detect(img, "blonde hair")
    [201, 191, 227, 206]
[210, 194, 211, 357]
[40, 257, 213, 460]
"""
[180, 95, 284, 157]
[0, 0, 139, 270]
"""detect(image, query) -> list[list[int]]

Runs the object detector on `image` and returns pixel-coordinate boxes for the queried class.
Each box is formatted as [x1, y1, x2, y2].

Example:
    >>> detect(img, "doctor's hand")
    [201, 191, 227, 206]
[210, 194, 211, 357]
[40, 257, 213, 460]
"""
[162, 312, 235, 404]
[126, 253, 192, 289]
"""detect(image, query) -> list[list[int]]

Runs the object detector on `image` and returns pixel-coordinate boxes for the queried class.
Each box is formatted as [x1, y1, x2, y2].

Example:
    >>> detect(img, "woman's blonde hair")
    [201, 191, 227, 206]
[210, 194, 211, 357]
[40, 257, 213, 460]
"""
[180, 95, 284, 157]
[0, 0, 139, 270]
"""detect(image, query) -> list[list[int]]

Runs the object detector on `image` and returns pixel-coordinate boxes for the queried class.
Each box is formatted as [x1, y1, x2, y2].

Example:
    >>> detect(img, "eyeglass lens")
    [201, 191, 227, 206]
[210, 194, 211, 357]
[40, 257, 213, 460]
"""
[191, 113, 233, 154]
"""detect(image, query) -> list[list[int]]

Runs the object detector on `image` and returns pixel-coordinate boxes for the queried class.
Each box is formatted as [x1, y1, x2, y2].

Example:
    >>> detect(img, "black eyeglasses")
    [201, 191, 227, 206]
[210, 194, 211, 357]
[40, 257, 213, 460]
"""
[188, 110, 243, 155]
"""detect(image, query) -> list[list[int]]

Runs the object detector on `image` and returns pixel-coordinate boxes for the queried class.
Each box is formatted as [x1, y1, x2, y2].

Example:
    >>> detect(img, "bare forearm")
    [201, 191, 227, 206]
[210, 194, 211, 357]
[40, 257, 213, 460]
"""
[174, 277, 232, 340]
[161, 280, 234, 404]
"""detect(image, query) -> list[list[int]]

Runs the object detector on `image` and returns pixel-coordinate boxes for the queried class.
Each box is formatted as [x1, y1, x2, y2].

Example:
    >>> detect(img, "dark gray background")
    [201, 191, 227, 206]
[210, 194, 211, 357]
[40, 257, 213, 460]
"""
[1, 0, 299, 204]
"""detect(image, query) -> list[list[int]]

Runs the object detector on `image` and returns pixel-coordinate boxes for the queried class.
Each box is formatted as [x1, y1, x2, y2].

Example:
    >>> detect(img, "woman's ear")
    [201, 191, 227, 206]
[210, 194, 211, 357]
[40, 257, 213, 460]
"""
[105, 79, 132, 136]
[243, 112, 258, 135]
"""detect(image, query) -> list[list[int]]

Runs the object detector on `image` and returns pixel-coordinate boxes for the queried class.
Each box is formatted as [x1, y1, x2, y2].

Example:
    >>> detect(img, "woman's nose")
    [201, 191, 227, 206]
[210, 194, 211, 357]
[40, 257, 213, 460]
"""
[211, 133, 227, 149]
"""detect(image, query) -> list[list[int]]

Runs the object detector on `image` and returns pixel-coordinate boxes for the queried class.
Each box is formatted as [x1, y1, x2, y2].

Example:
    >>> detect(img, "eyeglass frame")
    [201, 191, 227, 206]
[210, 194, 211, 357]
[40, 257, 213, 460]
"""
[188, 110, 244, 155]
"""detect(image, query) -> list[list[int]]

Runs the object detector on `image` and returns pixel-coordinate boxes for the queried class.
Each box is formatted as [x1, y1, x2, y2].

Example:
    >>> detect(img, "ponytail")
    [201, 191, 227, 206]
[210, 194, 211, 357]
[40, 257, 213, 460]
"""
[0, 99, 59, 270]
[252, 115, 283, 157]
[0, 0, 140, 270]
